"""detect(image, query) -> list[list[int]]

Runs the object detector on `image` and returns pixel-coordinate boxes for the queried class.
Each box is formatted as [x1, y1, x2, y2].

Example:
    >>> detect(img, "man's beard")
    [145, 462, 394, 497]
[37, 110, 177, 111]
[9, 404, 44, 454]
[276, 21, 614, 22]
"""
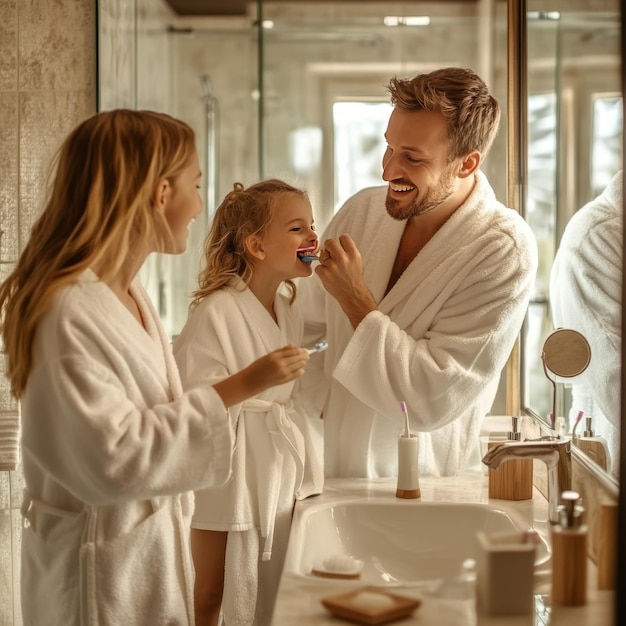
[385, 166, 456, 221]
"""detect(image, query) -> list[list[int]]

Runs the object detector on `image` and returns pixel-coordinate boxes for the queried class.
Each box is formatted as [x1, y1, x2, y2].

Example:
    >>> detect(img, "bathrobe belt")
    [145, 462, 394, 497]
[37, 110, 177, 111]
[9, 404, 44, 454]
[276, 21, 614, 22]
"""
[242, 398, 305, 560]
[21, 489, 166, 527]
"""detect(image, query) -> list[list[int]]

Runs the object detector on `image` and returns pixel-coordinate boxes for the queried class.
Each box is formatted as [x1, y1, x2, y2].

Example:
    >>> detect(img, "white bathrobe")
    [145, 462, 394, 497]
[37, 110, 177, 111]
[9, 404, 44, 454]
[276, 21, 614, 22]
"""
[550, 171, 622, 477]
[173, 281, 323, 626]
[19, 269, 237, 626]
[296, 171, 538, 478]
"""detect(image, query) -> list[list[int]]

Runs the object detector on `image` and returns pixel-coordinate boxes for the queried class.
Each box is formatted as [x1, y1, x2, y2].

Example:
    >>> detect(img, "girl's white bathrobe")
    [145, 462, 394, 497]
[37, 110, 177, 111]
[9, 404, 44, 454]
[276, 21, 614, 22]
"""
[173, 282, 323, 626]
[297, 171, 538, 478]
[550, 170, 623, 477]
[19, 270, 238, 626]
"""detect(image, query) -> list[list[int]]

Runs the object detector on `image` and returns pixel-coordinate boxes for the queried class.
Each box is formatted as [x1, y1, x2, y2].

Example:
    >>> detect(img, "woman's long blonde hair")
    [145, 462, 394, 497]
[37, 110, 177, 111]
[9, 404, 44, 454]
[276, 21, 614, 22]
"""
[0, 109, 196, 398]
[192, 179, 308, 309]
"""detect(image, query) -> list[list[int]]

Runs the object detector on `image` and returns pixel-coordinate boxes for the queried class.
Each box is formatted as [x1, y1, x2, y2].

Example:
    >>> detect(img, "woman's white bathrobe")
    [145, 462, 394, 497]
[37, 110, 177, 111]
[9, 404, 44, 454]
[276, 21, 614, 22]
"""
[173, 282, 323, 625]
[550, 171, 623, 477]
[19, 270, 237, 626]
[296, 171, 538, 478]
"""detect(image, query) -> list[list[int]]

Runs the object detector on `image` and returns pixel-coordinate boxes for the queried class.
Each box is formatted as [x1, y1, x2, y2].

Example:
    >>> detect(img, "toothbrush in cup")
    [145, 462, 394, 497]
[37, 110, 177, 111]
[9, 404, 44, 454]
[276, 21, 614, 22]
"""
[400, 401, 412, 438]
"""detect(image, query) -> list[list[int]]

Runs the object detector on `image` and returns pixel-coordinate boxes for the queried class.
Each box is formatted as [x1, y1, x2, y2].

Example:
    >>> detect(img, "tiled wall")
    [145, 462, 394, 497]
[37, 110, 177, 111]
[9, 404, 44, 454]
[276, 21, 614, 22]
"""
[0, 1, 96, 624]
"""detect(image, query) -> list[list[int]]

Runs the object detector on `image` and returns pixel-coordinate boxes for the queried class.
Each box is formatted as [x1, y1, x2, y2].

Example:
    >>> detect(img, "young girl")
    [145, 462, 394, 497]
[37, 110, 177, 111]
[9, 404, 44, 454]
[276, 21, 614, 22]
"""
[173, 179, 324, 626]
[0, 110, 309, 626]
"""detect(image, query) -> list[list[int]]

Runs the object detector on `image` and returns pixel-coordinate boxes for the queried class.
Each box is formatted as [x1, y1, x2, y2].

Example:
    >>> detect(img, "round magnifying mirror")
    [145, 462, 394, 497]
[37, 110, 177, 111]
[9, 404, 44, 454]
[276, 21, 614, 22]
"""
[542, 328, 591, 378]
[541, 328, 591, 427]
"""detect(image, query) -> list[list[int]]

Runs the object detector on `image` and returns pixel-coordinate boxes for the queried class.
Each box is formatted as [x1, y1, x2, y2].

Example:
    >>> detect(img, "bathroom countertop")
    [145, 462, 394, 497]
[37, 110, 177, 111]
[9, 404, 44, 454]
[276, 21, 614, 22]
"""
[272, 475, 615, 625]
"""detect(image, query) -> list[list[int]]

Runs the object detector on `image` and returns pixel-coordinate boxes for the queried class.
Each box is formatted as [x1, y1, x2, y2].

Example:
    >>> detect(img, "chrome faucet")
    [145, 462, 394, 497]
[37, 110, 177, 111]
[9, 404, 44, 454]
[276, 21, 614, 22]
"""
[481, 437, 572, 524]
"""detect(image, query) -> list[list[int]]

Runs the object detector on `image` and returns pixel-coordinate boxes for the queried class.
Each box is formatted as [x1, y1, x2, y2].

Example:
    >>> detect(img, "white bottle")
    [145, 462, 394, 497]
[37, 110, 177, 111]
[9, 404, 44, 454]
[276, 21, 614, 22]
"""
[396, 435, 420, 499]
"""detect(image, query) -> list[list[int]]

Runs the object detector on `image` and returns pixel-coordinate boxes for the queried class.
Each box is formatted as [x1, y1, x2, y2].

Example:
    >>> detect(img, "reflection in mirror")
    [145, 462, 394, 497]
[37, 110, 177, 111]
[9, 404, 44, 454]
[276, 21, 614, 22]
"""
[521, 0, 622, 481]
[550, 173, 622, 477]
[540, 328, 591, 434]
[99, 0, 510, 349]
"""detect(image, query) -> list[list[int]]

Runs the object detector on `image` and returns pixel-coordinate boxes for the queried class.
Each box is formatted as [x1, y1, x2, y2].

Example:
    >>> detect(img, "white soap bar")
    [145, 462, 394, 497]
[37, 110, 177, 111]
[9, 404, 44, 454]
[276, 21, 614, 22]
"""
[350, 590, 395, 611]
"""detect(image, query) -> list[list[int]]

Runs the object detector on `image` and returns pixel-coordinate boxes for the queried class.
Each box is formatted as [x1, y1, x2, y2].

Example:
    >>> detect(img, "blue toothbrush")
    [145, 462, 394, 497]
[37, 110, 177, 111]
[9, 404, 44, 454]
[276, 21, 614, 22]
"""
[306, 340, 328, 355]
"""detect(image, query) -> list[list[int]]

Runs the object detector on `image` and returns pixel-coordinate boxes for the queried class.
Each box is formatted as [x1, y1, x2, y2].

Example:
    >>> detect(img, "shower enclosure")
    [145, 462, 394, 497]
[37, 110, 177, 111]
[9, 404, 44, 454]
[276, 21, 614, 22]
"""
[123, 0, 505, 340]
[200, 75, 219, 221]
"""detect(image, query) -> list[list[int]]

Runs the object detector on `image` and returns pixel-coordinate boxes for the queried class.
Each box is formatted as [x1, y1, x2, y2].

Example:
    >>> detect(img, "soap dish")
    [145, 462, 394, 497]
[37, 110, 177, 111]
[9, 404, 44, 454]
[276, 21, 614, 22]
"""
[321, 586, 421, 624]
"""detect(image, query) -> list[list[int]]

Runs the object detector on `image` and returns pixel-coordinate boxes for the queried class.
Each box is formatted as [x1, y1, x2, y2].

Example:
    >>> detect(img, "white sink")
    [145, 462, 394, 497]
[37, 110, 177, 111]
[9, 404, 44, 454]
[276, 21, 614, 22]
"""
[283, 499, 551, 586]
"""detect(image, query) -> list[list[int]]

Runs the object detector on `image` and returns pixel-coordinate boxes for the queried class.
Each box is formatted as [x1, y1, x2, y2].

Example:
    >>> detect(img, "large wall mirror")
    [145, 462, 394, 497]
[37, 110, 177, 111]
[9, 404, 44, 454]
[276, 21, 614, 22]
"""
[520, 0, 622, 485]
[98, 0, 621, 487]
[98, 0, 509, 343]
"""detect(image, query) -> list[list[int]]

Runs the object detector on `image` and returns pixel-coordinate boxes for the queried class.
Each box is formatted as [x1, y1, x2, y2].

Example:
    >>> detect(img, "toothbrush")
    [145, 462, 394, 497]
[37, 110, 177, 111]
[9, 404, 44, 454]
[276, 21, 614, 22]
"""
[306, 340, 328, 355]
[297, 246, 320, 263]
[400, 401, 411, 438]
[571, 410, 584, 439]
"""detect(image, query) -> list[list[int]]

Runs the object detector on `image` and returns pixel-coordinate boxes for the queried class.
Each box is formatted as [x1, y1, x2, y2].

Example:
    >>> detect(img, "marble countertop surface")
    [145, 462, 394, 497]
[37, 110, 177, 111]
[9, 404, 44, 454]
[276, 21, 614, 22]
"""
[272, 474, 615, 625]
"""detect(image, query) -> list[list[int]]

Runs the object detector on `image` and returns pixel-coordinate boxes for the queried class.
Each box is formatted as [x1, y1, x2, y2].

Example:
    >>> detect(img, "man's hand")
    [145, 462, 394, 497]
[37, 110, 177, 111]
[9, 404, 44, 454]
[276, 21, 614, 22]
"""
[316, 233, 378, 328]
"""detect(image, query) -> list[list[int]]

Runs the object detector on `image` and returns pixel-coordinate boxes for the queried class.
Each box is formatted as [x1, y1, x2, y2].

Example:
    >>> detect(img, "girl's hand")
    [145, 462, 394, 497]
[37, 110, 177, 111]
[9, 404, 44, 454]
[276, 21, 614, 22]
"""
[213, 344, 309, 408]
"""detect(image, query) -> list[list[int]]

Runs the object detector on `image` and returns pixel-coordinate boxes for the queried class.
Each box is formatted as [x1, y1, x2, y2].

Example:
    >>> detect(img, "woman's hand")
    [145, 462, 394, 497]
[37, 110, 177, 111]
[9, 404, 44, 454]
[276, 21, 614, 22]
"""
[213, 344, 309, 408]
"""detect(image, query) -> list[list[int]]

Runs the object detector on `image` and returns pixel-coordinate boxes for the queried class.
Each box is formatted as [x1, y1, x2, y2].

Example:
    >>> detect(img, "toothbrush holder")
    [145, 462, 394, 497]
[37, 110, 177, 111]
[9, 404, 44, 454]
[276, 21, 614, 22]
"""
[396, 435, 420, 499]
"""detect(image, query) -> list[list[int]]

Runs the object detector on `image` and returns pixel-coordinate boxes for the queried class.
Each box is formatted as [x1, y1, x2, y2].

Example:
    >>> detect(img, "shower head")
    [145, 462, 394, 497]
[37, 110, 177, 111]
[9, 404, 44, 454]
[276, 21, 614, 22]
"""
[200, 75, 214, 100]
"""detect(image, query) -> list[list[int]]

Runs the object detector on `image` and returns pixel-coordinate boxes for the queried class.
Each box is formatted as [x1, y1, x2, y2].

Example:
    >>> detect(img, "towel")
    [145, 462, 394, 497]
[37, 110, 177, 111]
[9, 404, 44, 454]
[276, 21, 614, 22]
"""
[0, 409, 20, 471]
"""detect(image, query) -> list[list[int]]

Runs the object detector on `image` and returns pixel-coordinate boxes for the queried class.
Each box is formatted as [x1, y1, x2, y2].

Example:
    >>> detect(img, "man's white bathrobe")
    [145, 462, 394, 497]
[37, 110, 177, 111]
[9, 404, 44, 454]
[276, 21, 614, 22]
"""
[19, 270, 237, 626]
[297, 171, 538, 478]
[550, 171, 623, 477]
[173, 282, 323, 626]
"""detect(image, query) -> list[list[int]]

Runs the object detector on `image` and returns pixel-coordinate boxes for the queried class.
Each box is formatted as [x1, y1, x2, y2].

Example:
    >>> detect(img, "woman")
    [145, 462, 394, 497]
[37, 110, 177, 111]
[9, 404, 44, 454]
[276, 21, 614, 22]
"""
[0, 110, 309, 625]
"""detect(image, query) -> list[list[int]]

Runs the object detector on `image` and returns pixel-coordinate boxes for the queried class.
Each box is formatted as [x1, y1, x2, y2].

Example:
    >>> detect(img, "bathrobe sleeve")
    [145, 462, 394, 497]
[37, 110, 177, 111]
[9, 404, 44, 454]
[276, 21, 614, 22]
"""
[20, 282, 236, 507]
[334, 227, 536, 431]
[550, 172, 623, 427]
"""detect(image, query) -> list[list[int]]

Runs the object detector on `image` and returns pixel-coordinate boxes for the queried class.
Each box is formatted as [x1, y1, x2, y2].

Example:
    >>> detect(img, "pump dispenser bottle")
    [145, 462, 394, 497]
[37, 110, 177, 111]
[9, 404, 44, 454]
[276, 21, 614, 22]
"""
[574, 417, 610, 472]
[488, 417, 533, 500]
[551, 490, 588, 606]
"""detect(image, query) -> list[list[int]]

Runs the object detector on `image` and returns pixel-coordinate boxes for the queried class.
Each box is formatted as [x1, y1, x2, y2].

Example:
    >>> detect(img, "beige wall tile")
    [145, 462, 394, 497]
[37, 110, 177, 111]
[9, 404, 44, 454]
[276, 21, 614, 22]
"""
[18, 0, 96, 92]
[18, 91, 95, 249]
[0, 93, 19, 263]
[0, 0, 17, 91]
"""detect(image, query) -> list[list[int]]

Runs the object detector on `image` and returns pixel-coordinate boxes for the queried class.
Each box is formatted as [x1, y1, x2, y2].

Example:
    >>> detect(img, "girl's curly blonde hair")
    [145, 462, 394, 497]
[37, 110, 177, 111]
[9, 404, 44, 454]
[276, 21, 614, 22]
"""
[192, 179, 308, 308]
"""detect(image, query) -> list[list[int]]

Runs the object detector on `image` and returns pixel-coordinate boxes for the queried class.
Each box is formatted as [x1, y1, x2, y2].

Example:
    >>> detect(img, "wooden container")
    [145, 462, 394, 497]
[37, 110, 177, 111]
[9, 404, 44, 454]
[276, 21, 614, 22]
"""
[551, 490, 588, 606]
[551, 525, 588, 605]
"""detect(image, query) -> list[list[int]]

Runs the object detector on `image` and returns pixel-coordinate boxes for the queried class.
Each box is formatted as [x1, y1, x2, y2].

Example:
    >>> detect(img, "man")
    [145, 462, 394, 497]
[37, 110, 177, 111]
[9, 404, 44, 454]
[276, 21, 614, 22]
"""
[550, 170, 622, 477]
[297, 67, 538, 478]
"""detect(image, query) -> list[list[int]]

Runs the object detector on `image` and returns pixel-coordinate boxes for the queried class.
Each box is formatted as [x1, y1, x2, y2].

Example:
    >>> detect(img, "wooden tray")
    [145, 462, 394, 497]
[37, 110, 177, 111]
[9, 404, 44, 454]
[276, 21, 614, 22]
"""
[321, 586, 421, 625]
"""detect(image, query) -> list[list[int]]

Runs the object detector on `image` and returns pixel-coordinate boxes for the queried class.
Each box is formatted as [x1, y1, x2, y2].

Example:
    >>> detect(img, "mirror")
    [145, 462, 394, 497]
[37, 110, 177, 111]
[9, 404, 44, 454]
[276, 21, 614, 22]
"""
[521, 0, 622, 482]
[541, 328, 591, 429]
[98, 0, 510, 346]
[97, 0, 620, 482]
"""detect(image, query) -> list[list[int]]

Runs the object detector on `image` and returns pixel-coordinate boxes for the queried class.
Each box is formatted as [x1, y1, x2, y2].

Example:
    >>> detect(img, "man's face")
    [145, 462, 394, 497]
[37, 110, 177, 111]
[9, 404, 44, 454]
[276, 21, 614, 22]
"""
[382, 108, 461, 221]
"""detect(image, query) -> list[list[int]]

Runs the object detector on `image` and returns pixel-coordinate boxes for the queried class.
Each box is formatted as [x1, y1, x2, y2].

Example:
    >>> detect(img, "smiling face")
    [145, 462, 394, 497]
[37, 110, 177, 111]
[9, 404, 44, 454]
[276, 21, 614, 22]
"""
[382, 108, 465, 221]
[160, 147, 203, 254]
[255, 191, 318, 281]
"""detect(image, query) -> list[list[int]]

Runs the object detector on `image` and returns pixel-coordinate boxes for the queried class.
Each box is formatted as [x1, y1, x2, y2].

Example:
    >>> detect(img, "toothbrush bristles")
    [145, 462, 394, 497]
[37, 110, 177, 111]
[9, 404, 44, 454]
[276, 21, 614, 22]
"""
[306, 340, 328, 355]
